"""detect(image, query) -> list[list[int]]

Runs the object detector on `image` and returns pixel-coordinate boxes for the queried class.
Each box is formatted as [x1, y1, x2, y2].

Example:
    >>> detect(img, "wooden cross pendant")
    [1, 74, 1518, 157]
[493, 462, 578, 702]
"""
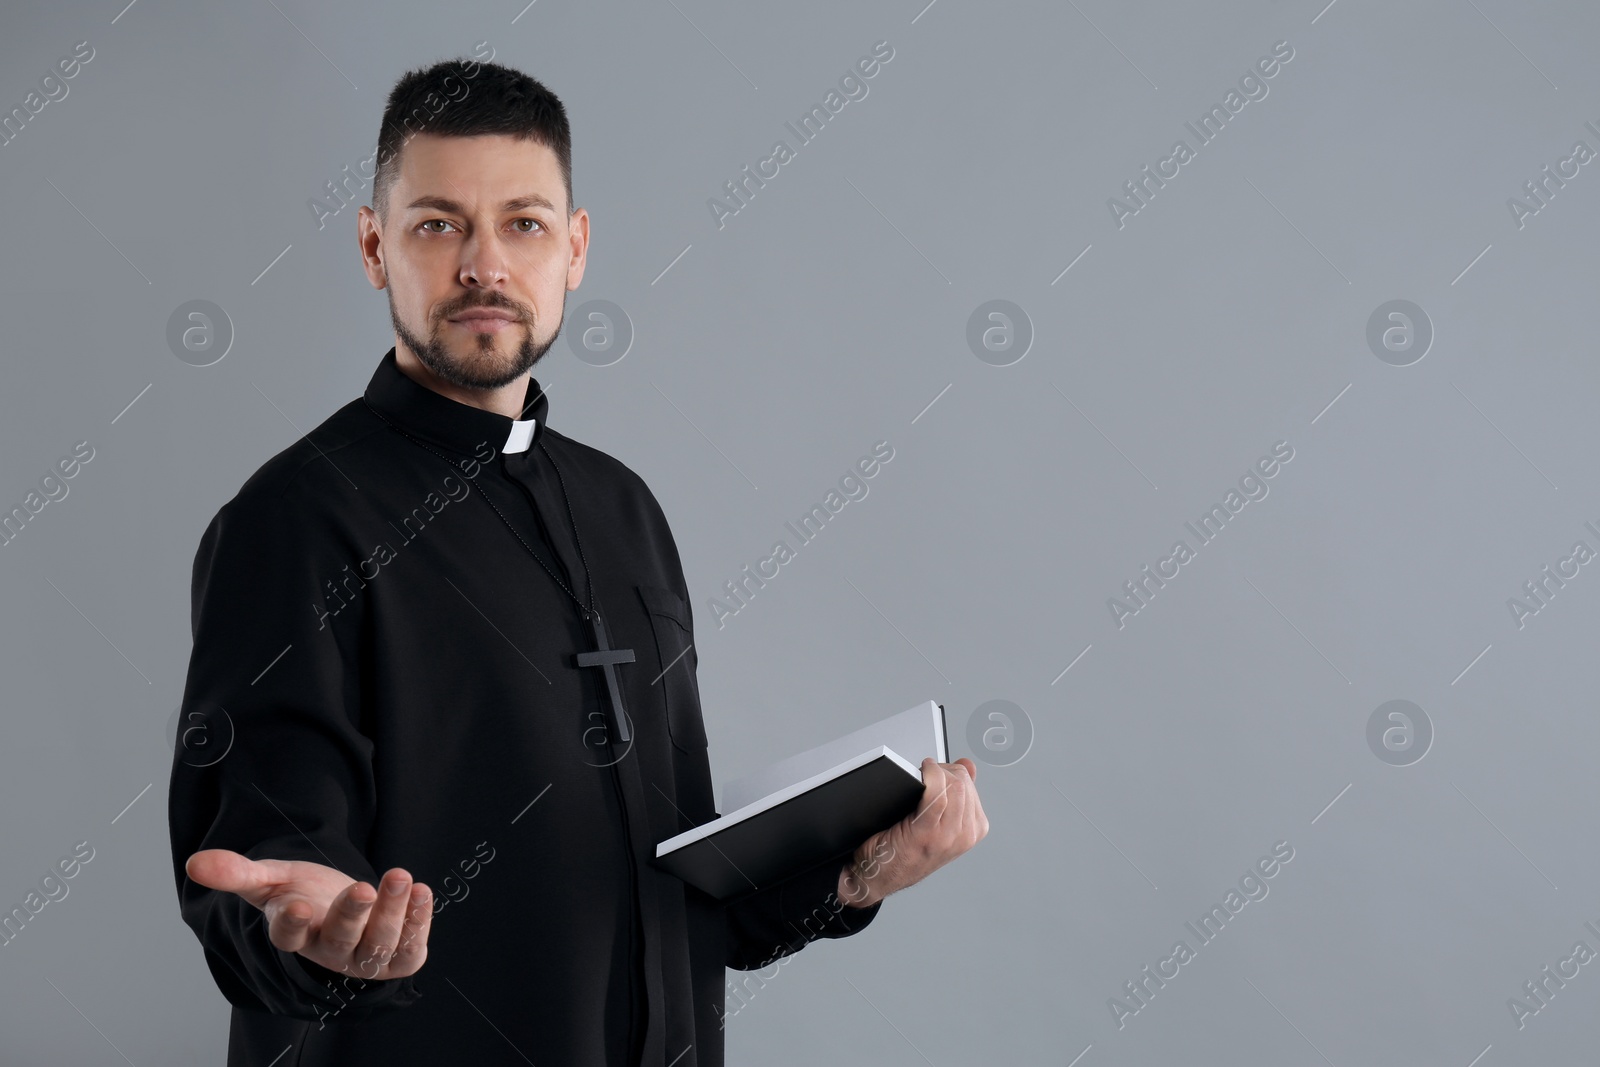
[573, 610, 635, 743]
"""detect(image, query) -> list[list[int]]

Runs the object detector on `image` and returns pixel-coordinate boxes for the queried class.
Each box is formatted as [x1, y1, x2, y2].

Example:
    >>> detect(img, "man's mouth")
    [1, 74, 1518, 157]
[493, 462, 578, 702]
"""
[449, 309, 522, 333]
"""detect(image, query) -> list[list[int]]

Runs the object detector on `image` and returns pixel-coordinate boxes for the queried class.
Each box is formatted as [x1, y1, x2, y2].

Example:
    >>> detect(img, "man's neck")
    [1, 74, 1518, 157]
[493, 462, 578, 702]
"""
[394, 344, 530, 421]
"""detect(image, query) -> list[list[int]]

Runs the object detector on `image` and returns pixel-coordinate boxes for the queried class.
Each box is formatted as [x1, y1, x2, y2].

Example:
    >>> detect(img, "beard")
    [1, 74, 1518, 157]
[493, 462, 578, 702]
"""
[390, 288, 562, 391]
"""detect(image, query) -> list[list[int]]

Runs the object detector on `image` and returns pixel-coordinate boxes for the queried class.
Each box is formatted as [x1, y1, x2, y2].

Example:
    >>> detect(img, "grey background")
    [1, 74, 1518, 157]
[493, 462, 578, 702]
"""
[0, 0, 1595, 1063]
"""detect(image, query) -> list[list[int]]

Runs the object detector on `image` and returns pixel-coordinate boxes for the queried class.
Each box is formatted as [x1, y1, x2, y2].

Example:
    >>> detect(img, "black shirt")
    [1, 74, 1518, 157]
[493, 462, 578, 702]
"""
[167, 349, 881, 1066]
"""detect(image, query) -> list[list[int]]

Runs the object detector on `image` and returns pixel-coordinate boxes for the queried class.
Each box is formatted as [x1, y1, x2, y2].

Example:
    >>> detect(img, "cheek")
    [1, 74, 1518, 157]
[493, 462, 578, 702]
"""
[393, 238, 462, 289]
[523, 277, 567, 324]
[391, 272, 456, 326]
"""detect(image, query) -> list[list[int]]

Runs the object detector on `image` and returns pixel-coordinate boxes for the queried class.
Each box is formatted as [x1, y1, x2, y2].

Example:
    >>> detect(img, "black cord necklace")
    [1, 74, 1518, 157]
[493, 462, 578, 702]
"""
[360, 397, 637, 742]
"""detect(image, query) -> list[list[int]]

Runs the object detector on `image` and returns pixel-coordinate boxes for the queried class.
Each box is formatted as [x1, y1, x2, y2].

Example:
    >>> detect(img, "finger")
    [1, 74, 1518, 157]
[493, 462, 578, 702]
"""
[964, 766, 989, 844]
[185, 849, 264, 896]
[354, 869, 413, 978]
[917, 761, 968, 834]
[909, 759, 952, 828]
[187, 844, 315, 895]
[389, 883, 434, 977]
[317, 880, 380, 970]
[959, 772, 984, 846]
[945, 763, 971, 845]
[939, 760, 967, 831]
[931, 762, 974, 853]
[186, 850, 305, 910]
[264, 895, 318, 955]
[944, 759, 973, 814]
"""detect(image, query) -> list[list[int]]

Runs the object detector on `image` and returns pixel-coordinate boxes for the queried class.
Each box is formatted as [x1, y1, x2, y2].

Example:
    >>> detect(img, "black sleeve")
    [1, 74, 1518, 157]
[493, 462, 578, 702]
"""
[167, 492, 421, 1023]
[723, 848, 883, 970]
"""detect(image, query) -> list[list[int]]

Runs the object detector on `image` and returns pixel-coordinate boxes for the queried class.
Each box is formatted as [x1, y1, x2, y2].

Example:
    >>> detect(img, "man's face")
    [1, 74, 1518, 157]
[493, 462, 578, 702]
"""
[359, 132, 588, 391]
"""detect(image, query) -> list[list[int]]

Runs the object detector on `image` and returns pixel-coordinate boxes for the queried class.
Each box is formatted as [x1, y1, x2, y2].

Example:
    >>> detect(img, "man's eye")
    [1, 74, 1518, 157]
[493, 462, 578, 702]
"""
[512, 218, 543, 234]
[420, 219, 456, 233]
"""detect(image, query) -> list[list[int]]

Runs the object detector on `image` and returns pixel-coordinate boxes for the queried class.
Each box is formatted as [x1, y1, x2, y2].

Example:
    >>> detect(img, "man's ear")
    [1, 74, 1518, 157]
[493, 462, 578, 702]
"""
[357, 205, 388, 290]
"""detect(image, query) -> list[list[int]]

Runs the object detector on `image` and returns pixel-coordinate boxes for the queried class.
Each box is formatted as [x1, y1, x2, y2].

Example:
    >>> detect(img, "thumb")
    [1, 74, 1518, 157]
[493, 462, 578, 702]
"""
[185, 849, 270, 895]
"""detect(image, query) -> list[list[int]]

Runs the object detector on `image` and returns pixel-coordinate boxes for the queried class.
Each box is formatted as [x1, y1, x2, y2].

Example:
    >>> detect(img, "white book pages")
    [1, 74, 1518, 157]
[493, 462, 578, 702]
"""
[720, 699, 947, 814]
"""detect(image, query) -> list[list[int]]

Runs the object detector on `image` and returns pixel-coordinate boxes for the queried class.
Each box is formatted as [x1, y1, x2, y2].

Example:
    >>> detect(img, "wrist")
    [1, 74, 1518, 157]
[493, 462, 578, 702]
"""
[837, 841, 887, 909]
[837, 858, 875, 909]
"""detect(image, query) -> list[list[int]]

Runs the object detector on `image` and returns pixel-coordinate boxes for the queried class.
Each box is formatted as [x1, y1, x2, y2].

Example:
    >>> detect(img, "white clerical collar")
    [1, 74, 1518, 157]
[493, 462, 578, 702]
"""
[503, 418, 538, 454]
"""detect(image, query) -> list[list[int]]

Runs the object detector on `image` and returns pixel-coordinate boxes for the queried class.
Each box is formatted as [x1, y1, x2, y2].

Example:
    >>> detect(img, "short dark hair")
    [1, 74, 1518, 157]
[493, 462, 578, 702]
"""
[372, 57, 573, 223]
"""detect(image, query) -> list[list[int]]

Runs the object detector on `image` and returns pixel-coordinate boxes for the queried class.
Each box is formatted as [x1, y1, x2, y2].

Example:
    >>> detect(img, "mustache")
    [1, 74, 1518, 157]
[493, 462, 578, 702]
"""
[443, 294, 529, 320]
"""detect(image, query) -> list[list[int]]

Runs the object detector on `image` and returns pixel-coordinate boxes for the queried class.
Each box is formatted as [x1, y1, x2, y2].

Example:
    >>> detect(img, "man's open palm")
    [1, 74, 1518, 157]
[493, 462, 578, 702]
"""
[185, 849, 434, 981]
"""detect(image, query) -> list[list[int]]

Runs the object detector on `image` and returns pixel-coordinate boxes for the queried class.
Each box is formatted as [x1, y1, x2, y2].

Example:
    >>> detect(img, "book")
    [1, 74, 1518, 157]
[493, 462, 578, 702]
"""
[651, 700, 948, 902]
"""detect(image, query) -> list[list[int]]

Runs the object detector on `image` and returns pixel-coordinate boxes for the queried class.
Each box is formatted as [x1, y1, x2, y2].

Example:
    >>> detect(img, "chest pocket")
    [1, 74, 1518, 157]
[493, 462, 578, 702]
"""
[635, 584, 708, 752]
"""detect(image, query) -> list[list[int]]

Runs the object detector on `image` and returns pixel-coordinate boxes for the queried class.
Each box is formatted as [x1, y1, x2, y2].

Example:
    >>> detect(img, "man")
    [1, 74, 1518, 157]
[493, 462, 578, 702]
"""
[168, 55, 987, 1067]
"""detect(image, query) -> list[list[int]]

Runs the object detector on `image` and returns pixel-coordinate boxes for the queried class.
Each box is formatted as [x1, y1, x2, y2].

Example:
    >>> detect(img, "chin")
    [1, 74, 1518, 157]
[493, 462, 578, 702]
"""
[440, 351, 528, 389]
[425, 329, 550, 390]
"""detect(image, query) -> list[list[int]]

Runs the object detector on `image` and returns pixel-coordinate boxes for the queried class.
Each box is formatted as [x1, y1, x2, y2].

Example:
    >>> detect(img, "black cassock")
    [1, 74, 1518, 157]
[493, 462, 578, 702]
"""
[167, 349, 882, 1066]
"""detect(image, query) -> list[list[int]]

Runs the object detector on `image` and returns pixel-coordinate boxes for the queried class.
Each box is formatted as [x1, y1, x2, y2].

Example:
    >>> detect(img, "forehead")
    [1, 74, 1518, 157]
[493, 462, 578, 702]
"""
[393, 133, 564, 211]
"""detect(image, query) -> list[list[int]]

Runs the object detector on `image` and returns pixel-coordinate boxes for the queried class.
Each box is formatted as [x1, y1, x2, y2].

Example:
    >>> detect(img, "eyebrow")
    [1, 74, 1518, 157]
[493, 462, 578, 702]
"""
[405, 194, 559, 214]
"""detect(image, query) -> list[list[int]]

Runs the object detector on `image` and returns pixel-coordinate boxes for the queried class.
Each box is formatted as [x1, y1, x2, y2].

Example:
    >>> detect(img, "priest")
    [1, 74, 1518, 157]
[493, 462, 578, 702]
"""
[168, 56, 987, 1067]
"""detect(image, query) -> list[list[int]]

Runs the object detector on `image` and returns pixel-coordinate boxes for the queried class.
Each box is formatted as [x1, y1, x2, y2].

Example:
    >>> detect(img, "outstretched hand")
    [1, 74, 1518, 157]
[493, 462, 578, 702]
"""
[838, 756, 989, 909]
[185, 849, 434, 981]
